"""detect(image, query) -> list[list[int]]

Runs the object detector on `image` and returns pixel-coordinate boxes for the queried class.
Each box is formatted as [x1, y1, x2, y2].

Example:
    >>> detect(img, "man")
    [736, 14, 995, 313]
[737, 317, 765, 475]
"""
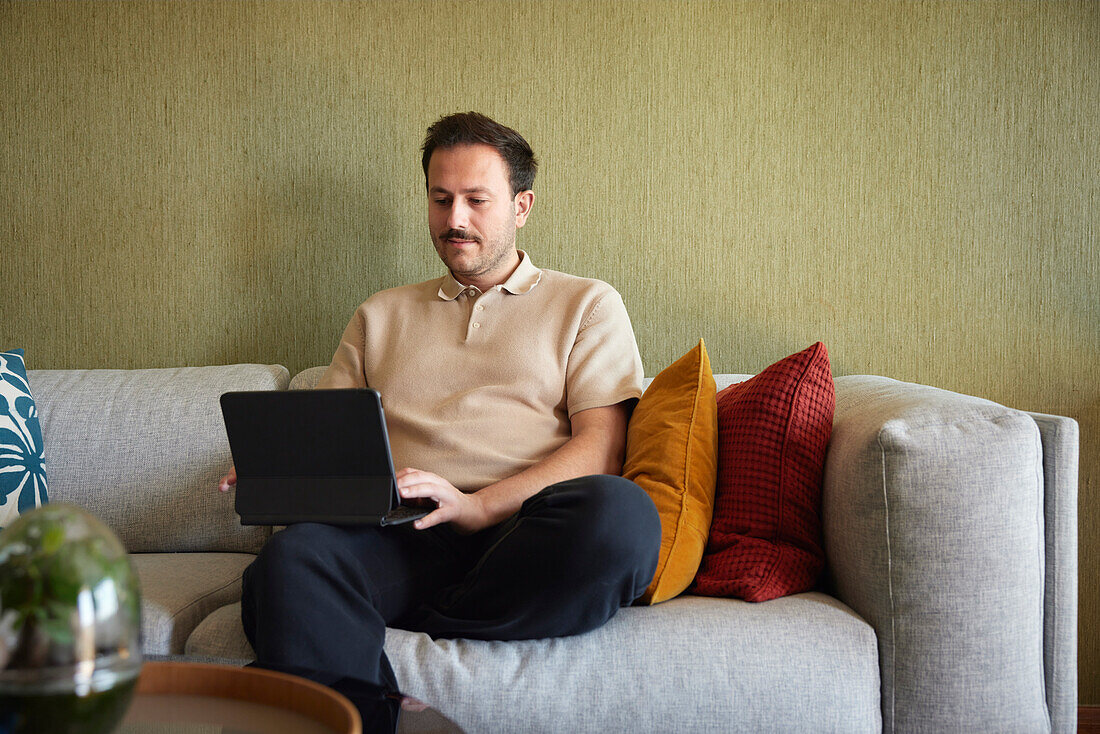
[219, 112, 660, 693]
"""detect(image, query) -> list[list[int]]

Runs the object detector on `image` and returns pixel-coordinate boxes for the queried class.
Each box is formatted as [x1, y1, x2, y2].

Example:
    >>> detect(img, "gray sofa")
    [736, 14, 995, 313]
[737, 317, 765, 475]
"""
[25, 363, 1077, 733]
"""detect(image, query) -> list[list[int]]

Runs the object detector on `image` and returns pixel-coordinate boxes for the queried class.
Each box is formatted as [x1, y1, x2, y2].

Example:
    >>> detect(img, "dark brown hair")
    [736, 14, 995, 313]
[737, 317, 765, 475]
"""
[421, 112, 537, 195]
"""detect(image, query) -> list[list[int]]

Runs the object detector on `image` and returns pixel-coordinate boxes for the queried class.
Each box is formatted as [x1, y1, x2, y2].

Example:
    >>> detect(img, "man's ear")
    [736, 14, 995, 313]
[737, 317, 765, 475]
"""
[513, 190, 534, 228]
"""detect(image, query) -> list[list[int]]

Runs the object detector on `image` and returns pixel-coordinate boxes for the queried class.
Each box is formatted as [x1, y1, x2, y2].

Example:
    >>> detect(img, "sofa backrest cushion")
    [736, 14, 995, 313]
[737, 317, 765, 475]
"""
[290, 366, 327, 390]
[27, 364, 289, 553]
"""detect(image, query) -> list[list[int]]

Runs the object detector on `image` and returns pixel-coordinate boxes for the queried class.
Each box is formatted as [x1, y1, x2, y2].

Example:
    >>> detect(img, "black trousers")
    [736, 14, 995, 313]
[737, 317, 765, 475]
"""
[240, 475, 661, 691]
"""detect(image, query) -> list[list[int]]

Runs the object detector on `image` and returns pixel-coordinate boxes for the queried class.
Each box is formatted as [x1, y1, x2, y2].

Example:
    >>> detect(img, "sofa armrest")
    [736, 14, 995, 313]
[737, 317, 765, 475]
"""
[1026, 411, 1079, 734]
[822, 376, 1067, 733]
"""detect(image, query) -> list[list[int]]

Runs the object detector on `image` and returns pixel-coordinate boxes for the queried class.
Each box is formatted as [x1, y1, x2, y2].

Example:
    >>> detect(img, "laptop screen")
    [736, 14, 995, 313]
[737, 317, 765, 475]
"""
[221, 389, 395, 480]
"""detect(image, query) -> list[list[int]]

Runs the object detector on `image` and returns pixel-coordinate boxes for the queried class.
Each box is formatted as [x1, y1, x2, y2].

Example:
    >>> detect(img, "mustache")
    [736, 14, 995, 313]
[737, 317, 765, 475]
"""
[440, 229, 481, 243]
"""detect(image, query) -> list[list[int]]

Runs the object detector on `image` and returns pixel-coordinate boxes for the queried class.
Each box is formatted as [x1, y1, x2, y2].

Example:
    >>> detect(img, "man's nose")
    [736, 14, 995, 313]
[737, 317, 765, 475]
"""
[447, 202, 471, 230]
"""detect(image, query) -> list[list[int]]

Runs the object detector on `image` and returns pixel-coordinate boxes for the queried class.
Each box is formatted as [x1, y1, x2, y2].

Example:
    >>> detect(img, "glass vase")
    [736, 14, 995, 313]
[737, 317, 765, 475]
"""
[0, 503, 143, 734]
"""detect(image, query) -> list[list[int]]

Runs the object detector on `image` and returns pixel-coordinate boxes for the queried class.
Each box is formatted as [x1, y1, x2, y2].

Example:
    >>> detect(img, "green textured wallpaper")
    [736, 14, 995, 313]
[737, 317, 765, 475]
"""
[2, 0, 1097, 702]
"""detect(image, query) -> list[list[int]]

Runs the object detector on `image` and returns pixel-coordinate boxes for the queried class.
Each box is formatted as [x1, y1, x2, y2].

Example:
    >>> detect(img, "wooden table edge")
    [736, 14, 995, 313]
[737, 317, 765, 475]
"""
[134, 660, 361, 734]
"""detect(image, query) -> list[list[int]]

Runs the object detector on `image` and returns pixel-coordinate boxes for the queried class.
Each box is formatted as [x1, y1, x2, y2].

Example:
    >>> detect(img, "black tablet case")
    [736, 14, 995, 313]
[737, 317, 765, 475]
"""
[221, 388, 421, 526]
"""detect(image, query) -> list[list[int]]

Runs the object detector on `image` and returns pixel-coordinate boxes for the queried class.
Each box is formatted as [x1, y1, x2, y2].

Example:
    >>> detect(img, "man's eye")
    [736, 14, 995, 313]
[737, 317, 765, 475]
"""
[434, 199, 450, 206]
[470, 199, 487, 205]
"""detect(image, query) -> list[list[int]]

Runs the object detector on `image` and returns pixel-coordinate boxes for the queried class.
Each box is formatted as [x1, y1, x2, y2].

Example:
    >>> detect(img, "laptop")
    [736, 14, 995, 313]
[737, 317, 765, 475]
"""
[219, 388, 431, 527]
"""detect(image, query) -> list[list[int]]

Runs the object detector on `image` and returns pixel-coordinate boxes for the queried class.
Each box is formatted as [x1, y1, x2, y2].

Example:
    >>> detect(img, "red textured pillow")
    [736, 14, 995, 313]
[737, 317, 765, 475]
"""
[691, 342, 834, 602]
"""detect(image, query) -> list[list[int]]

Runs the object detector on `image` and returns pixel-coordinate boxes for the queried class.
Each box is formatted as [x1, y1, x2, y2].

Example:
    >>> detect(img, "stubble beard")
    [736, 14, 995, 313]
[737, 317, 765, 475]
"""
[435, 220, 517, 284]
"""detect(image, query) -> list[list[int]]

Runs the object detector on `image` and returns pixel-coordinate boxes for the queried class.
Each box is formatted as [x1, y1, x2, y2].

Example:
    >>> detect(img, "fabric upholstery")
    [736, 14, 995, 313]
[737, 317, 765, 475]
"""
[289, 365, 326, 390]
[693, 343, 834, 602]
[711, 374, 753, 392]
[131, 552, 255, 655]
[0, 349, 48, 527]
[386, 593, 880, 734]
[185, 601, 255, 660]
[186, 594, 880, 734]
[1026, 411, 1079, 734]
[824, 375, 1049, 733]
[623, 339, 718, 604]
[27, 364, 288, 552]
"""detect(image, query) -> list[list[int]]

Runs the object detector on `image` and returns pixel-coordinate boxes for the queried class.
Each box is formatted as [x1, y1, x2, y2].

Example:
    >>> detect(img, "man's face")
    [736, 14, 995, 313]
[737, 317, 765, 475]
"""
[427, 144, 533, 288]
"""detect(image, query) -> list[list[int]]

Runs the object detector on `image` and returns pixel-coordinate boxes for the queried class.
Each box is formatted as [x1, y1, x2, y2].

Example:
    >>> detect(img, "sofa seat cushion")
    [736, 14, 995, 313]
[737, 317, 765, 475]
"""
[131, 552, 255, 655]
[388, 592, 879, 733]
[185, 601, 254, 660]
[187, 593, 879, 733]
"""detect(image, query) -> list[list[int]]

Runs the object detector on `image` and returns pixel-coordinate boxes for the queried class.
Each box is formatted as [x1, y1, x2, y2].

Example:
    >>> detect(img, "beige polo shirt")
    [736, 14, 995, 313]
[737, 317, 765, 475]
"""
[317, 251, 644, 492]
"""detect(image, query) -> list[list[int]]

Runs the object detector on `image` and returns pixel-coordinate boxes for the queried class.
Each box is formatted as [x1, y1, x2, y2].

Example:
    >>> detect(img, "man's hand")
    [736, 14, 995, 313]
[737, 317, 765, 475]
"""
[395, 468, 491, 534]
[217, 466, 237, 493]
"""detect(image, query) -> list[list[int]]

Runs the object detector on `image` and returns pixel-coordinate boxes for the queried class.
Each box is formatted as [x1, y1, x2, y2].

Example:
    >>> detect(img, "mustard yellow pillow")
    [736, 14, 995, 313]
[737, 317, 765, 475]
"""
[623, 339, 718, 604]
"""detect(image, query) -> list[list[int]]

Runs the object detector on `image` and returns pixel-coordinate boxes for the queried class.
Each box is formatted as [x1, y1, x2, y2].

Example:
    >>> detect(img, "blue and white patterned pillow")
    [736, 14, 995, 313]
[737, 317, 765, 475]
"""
[0, 349, 48, 528]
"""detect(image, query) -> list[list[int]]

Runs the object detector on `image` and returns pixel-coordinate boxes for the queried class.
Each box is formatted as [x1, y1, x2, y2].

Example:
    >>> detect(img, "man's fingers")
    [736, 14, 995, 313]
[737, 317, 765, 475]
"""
[398, 472, 457, 502]
[413, 505, 451, 530]
[396, 467, 440, 482]
[217, 466, 238, 492]
[413, 510, 440, 530]
[399, 482, 441, 500]
[394, 467, 473, 531]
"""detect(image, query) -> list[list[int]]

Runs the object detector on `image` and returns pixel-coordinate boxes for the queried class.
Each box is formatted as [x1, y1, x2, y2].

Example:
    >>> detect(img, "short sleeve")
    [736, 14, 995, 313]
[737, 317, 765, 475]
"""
[316, 306, 369, 389]
[565, 288, 644, 416]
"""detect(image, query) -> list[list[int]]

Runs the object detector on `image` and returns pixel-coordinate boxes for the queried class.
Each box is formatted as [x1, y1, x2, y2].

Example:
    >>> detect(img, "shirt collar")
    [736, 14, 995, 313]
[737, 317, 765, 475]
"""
[436, 250, 543, 301]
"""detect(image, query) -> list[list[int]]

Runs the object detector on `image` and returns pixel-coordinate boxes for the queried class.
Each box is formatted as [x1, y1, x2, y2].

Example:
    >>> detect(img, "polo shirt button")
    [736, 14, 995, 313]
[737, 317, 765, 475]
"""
[476, 305, 484, 311]
[473, 323, 481, 328]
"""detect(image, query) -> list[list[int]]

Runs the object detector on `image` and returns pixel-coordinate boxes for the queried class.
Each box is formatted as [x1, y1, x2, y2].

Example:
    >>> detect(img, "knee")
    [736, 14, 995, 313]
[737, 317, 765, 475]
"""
[254, 523, 331, 563]
[586, 475, 659, 534]
[547, 475, 661, 572]
[244, 523, 341, 592]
